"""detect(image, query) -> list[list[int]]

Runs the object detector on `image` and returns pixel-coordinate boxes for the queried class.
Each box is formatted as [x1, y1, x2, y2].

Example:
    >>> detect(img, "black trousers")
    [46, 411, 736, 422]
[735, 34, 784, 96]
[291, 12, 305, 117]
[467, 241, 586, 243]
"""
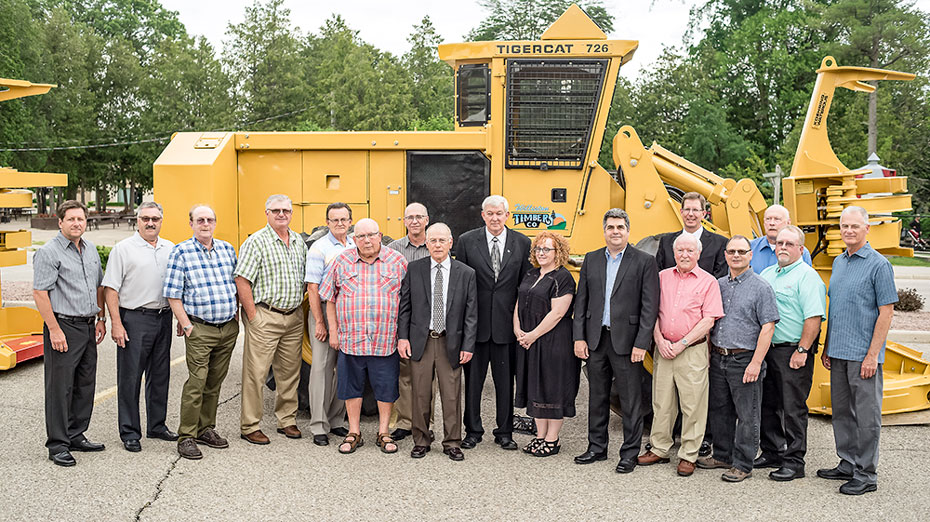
[587, 327, 643, 460]
[117, 308, 173, 441]
[759, 344, 815, 469]
[464, 340, 514, 438]
[44, 317, 97, 454]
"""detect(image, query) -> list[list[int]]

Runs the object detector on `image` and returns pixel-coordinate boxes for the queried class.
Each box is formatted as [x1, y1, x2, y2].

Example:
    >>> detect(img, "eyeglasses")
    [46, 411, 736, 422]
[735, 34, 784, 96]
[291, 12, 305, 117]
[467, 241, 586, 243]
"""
[404, 214, 427, 222]
[327, 217, 351, 224]
[427, 238, 449, 245]
[138, 216, 162, 223]
[267, 208, 292, 216]
[194, 217, 216, 225]
[725, 249, 750, 255]
[355, 232, 380, 241]
[681, 208, 704, 214]
[775, 240, 799, 248]
[534, 247, 555, 254]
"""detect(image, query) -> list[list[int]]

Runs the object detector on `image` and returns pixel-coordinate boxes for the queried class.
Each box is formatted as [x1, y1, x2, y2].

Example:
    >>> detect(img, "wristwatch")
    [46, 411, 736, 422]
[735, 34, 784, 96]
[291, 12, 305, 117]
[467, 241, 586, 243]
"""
[183, 324, 194, 332]
[680, 338, 690, 347]
[96, 315, 105, 322]
[796, 345, 809, 354]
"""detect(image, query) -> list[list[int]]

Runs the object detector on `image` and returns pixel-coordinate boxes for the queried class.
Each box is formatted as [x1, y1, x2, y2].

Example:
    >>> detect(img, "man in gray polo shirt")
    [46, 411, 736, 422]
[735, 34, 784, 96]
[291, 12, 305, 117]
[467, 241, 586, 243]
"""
[819, 206, 897, 495]
[701, 235, 779, 482]
[103, 201, 177, 453]
[33, 200, 107, 467]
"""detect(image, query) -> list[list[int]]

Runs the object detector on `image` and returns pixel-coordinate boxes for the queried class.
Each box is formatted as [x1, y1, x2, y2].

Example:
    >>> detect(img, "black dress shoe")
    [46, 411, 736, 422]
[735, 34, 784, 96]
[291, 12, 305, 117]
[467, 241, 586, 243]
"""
[753, 454, 781, 469]
[616, 458, 637, 474]
[329, 427, 349, 437]
[444, 447, 465, 461]
[699, 441, 712, 457]
[839, 478, 877, 495]
[769, 466, 805, 481]
[494, 435, 518, 450]
[69, 439, 105, 452]
[574, 450, 608, 465]
[817, 466, 854, 481]
[147, 429, 179, 442]
[391, 428, 411, 441]
[49, 451, 76, 467]
[461, 435, 481, 449]
[313, 434, 329, 446]
[411, 445, 430, 458]
[123, 440, 142, 452]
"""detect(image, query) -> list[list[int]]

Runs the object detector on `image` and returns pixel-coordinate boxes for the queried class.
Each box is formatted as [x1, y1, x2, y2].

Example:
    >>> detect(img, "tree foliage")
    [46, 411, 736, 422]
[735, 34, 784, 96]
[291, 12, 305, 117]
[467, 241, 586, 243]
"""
[467, 0, 614, 41]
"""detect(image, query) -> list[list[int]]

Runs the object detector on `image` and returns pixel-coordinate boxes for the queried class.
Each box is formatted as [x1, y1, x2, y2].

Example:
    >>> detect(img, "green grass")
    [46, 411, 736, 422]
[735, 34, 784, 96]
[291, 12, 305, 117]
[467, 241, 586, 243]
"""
[889, 255, 930, 267]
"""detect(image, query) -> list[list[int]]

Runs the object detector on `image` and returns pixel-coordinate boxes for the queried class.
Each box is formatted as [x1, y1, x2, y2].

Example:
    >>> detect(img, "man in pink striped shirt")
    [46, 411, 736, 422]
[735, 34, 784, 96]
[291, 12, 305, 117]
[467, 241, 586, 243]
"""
[638, 233, 724, 476]
[319, 218, 408, 454]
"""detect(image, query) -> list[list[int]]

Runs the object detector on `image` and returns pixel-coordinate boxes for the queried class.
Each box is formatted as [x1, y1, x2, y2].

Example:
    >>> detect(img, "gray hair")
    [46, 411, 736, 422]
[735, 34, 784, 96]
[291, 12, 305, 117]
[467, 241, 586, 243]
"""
[426, 222, 452, 238]
[482, 195, 509, 212]
[354, 218, 380, 234]
[405, 202, 428, 217]
[189, 204, 216, 221]
[841, 205, 869, 223]
[778, 225, 805, 245]
[765, 204, 790, 220]
[602, 208, 630, 231]
[265, 194, 292, 210]
[137, 201, 163, 216]
[673, 233, 703, 253]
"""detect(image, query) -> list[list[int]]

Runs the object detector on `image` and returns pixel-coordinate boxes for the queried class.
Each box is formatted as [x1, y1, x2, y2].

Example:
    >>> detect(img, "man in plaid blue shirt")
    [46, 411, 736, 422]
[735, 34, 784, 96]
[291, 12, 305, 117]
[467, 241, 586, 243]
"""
[164, 205, 239, 460]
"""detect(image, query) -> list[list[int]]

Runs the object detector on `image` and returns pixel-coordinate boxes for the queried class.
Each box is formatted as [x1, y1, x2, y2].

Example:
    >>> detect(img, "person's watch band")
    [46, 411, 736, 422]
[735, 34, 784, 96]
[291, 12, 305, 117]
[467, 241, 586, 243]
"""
[797, 345, 810, 354]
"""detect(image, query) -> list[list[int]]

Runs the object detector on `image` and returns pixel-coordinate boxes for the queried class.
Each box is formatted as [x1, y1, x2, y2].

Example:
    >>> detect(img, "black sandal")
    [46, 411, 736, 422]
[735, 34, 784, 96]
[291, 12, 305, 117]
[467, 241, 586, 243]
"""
[522, 438, 543, 454]
[533, 439, 560, 457]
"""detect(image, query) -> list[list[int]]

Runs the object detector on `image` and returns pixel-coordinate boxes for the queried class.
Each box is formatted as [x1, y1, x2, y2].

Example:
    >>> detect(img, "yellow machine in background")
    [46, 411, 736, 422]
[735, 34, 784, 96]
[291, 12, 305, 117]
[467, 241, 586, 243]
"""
[153, 5, 929, 416]
[0, 78, 68, 370]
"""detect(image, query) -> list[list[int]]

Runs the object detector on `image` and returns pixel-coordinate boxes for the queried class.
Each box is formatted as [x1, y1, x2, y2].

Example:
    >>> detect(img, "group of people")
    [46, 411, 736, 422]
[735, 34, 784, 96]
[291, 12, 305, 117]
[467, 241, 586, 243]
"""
[34, 192, 896, 495]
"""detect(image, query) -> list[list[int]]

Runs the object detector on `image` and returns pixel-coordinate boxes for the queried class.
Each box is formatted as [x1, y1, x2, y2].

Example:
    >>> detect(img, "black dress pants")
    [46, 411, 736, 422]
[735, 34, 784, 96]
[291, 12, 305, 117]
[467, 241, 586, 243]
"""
[759, 344, 815, 469]
[464, 340, 514, 438]
[44, 317, 97, 454]
[117, 308, 172, 441]
[587, 327, 643, 460]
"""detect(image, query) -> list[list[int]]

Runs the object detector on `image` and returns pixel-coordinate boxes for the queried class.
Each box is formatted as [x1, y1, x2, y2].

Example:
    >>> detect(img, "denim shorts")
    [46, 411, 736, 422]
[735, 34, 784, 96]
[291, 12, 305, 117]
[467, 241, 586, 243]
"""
[336, 350, 400, 402]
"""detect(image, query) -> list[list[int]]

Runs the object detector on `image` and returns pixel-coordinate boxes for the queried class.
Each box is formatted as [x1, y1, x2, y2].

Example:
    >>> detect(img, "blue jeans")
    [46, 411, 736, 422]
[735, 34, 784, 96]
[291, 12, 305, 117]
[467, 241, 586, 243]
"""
[709, 350, 764, 472]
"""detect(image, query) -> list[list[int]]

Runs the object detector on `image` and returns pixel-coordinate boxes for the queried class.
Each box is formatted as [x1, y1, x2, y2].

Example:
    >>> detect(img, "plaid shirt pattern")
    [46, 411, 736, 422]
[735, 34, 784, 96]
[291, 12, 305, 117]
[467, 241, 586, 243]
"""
[318, 246, 408, 356]
[163, 237, 239, 323]
[234, 224, 307, 310]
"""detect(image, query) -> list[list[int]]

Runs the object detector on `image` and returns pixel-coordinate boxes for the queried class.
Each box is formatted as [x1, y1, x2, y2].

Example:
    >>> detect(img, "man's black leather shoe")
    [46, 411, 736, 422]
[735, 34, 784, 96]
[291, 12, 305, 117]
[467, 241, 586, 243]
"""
[329, 427, 349, 437]
[839, 478, 877, 495]
[69, 439, 105, 452]
[494, 435, 517, 450]
[147, 429, 179, 442]
[391, 428, 411, 441]
[816, 466, 854, 481]
[699, 441, 712, 457]
[461, 435, 481, 449]
[769, 466, 805, 481]
[411, 445, 430, 458]
[444, 447, 465, 461]
[616, 458, 637, 474]
[49, 451, 76, 467]
[313, 434, 329, 446]
[123, 440, 142, 452]
[753, 454, 781, 469]
[574, 450, 608, 465]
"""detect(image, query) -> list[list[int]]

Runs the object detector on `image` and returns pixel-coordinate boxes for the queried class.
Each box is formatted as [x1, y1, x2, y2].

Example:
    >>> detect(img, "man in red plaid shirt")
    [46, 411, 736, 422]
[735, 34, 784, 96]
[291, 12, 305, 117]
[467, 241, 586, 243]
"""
[319, 218, 408, 454]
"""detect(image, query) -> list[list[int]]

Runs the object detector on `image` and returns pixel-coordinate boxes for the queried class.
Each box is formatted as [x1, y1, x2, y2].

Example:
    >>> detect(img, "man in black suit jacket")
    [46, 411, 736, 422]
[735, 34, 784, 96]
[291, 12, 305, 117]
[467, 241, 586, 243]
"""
[573, 208, 659, 473]
[397, 223, 477, 461]
[454, 195, 532, 451]
[654, 192, 728, 278]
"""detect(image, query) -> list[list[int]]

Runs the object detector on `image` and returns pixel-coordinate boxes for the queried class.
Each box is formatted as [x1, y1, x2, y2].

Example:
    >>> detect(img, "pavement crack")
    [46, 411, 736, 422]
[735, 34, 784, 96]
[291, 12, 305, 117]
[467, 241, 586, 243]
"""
[135, 456, 180, 521]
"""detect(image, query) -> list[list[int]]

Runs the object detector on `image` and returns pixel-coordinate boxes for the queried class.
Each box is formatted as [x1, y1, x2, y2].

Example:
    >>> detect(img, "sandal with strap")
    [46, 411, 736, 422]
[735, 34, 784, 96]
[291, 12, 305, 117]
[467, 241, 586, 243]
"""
[376, 432, 398, 454]
[522, 438, 543, 454]
[533, 439, 561, 457]
[338, 432, 364, 454]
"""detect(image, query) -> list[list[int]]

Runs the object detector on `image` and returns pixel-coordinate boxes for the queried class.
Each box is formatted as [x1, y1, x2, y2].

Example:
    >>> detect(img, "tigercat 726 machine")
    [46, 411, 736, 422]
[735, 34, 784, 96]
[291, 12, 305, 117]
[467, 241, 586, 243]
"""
[0, 78, 68, 370]
[153, 4, 930, 417]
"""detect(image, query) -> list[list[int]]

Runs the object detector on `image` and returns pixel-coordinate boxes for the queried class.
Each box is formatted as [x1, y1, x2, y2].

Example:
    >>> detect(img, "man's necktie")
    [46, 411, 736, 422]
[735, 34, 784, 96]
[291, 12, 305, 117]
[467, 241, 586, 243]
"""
[433, 264, 445, 332]
[491, 237, 501, 282]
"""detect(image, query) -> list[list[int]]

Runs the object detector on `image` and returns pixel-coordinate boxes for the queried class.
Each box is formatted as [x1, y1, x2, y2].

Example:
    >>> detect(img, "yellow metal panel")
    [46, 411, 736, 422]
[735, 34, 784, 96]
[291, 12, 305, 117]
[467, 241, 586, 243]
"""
[0, 249, 25, 268]
[503, 167, 581, 238]
[540, 3, 607, 40]
[0, 190, 33, 207]
[0, 78, 55, 102]
[301, 204, 332, 235]
[302, 151, 369, 206]
[237, 151, 302, 243]
[856, 176, 908, 194]
[368, 151, 406, 241]
[0, 168, 68, 188]
[237, 132, 486, 151]
[438, 40, 638, 65]
[0, 230, 30, 249]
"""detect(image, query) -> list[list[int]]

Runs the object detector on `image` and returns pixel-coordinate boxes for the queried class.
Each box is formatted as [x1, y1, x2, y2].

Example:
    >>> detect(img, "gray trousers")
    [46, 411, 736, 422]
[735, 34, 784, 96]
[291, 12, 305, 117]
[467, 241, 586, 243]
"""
[117, 308, 173, 441]
[830, 358, 882, 484]
[44, 317, 97, 454]
[308, 308, 345, 435]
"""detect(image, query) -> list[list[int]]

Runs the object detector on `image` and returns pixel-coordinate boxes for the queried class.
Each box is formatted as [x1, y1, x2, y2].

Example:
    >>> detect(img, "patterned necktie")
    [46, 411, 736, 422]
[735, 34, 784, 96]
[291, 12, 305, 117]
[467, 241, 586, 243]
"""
[491, 236, 501, 281]
[433, 264, 445, 332]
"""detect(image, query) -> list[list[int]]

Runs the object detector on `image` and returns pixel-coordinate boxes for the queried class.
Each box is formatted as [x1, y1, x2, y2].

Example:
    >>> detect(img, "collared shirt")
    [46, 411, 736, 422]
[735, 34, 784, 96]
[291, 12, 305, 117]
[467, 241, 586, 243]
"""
[485, 227, 507, 256]
[760, 258, 825, 344]
[234, 224, 307, 310]
[827, 243, 897, 363]
[430, 256, 451, 331]
[163, 237, 238, 324]
[318, 247, 408, 356]
[657, 266, 724, 342]
[388, 235, 429, 263]
[33, 232, 103, 316]
[749, 235, 813, 274]
[710, 269, 780, 350]
[305, 231, 354, 285]
[102, 232, 174, 309]
[602, 247, 626, 326]
[683, 227, 703, 241]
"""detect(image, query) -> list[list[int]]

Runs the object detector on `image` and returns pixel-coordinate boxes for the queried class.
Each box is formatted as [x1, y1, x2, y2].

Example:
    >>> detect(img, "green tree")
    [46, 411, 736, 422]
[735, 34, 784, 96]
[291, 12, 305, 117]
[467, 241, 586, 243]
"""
[467, 0, 614, 41]
[402, 16, 453, 127]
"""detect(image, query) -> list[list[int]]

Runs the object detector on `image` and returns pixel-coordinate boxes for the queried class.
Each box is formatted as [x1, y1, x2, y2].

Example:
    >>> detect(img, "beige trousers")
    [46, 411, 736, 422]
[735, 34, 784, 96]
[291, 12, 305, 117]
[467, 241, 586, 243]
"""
[308, 307, 345, 435]
[391, 356, 437, 431]
[410, 336, 463, 449]
[649, 340, 709, 463]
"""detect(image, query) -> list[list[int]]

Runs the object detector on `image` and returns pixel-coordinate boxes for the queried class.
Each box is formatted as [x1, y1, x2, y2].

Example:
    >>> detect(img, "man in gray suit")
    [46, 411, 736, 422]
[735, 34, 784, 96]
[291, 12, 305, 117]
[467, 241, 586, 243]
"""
[398, 223, 477, 461]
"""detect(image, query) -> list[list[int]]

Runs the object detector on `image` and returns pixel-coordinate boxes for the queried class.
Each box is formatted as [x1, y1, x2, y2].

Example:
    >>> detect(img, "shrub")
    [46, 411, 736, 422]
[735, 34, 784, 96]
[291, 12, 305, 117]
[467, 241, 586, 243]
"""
[895, 288, 925, 312]
[97, 245, 112, 271]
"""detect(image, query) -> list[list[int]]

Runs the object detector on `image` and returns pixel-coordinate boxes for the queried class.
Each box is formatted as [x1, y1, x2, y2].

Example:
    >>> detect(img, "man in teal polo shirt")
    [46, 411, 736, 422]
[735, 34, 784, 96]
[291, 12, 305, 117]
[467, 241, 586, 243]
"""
[758, 225, 826, 482]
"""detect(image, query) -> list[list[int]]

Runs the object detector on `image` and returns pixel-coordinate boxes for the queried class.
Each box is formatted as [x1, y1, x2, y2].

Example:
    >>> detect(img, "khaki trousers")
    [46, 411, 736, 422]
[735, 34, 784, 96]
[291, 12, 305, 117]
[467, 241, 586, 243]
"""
[391, 357, 438, 431]
[650, 340, 709, 463]
[178, 320, 239, 440]
[240, 306, 303, 434]
[308, 307, 345, 435]
[410, 336, 463, 449]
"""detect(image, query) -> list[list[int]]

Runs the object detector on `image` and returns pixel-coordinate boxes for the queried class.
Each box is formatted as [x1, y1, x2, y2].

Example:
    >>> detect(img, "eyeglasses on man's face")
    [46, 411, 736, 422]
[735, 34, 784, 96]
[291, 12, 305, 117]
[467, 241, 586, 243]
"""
[194, 217, 216, 225]
[725, 248, 750, 256]
[404, 214, 427, 222]
[327, 217, 351, 224]
[138, 216, 162, 223]
[355, 232, 380, 241]
[267, 208, 292, 216]
[427, 237, 449, 245]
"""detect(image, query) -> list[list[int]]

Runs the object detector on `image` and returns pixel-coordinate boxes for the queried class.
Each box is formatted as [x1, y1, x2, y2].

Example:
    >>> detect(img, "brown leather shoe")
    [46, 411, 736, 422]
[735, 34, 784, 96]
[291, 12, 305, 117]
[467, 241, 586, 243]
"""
[638, 450, 670, 466]
[277, 425, 302, 439]
[697, 456, 730, 469]
[177, 438, 203, 460]
[722, 467, 752, 482]
[195, 427, 229, 449]
[677, 459, 696, 476]
[241, 430, 270, 445]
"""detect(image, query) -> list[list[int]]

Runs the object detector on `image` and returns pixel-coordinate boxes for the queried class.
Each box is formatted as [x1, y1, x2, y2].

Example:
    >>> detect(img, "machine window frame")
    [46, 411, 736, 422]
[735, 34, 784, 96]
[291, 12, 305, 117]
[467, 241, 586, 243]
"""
[456, 64, 491, 127]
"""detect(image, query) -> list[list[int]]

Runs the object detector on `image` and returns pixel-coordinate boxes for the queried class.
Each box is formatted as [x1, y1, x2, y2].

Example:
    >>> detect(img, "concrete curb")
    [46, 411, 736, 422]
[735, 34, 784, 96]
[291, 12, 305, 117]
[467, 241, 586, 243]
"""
[896, 275, 930, 280]
[5, 300, 36, 310]
[889, 330, 930, 343]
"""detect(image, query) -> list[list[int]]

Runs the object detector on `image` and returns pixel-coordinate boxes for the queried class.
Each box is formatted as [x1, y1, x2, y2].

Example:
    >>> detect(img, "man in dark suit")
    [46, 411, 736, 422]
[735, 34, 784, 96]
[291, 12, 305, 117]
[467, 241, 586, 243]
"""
[397, 223, 477, 461]
[454, 195, 532, 451]
[655, 192, 728, 278]
[572, 208, 659, 473]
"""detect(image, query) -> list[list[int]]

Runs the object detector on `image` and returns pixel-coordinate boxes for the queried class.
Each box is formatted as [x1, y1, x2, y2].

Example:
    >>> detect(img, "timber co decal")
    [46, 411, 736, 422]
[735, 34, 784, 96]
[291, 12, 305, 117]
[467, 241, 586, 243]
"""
[512, 204, 567, 230]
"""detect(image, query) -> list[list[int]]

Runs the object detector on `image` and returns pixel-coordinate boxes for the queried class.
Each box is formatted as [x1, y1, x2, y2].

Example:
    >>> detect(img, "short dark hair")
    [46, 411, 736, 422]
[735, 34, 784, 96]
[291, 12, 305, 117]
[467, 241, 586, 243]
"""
[681, 192, 707, 209]
[727, 235, 751, 250]
[57, 200, 88, 220]
[326, 202, 352, 220]
[602, 208, 630, 231]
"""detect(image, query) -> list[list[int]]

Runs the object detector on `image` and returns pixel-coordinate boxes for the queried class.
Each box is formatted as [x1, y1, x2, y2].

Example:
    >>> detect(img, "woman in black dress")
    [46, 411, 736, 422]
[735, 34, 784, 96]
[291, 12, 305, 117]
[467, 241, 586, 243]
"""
[513, 231, 579, 457]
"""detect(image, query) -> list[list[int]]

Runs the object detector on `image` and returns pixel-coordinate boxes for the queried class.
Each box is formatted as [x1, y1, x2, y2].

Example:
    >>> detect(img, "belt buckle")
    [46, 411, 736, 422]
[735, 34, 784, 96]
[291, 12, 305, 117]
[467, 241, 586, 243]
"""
[429, 331, 441, 339]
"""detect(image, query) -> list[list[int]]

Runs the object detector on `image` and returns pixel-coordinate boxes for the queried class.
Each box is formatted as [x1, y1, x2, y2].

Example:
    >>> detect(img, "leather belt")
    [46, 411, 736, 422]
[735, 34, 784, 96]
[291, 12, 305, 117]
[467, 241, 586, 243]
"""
[429, 330, 446, 339]
[189, 315, 232, 329]
[256, 302, 300, 315]
[713, 346, 751, 356]
[54, 313, 95, 324]
[602, 325, 610, 331]
[772, 342, 799, 349]
[123, 306, 171, 315]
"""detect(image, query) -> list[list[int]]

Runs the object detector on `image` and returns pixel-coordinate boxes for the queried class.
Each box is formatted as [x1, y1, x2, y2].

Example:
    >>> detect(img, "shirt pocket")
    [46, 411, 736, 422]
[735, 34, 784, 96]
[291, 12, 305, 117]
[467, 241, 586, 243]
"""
[339, 271, 360, 297]
[380, 274, 401, 295]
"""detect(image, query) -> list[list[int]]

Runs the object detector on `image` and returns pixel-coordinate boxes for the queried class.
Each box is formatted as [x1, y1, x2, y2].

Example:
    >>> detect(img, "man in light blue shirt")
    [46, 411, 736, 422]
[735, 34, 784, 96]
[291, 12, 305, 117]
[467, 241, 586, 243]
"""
[750, 205, 812, 273]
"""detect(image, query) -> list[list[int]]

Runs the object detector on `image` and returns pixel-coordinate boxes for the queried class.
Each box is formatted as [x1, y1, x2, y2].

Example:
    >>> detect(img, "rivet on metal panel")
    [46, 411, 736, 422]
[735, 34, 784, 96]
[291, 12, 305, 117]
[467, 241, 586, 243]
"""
[644, 201, 652, 209]
[245, 133, 249, 139]
[372, 141, 377, 146]
[394, 140, 399, 146]
[630, 159, 638, 167]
